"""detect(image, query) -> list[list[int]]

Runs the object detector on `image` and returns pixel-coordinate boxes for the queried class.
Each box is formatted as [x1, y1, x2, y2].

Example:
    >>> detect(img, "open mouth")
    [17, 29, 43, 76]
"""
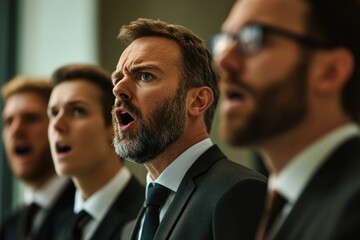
[228, 90, 245, 101]
[14, 145, 31, 155]
[118, 111, 135, 127]
[226, 88, 246, 101]
[56, 143, 72, 154]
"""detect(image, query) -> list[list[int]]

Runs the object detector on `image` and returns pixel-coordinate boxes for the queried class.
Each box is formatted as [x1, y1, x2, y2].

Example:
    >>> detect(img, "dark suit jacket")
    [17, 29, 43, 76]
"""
[122, 145, 267, 240]
[55, 175, 144, 240]
[0, 180, 76, 240]
[273, 136, 360, 240]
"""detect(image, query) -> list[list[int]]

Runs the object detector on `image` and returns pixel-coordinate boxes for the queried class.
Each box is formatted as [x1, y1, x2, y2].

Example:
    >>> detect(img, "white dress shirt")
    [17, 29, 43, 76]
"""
[137, 138, 213, 240]
[74, 167, 131, 240]
[266, 123, 360, 239]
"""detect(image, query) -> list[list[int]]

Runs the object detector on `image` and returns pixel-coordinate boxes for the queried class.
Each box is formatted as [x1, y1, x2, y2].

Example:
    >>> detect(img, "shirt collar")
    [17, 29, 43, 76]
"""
[271, 123, 360, 204]
[74, 167, 131, 220]
[24, 175, 69, 209]
[146, 138, 213, 193]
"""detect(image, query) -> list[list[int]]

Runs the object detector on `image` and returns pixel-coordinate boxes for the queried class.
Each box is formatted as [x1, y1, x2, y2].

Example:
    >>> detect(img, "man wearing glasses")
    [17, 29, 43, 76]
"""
[213, 0, 360, 239]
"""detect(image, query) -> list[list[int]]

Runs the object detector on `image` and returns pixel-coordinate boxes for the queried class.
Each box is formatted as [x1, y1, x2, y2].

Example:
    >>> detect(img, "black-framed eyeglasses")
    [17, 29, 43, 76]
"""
[211, 23, 335, 58]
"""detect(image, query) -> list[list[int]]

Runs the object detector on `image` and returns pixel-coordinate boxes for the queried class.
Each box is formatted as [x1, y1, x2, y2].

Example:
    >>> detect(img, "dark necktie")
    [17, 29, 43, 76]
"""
[140, 183, 171, 240]
[72, 210, 92, 240]
[19, 202, 41, 240]
[256, 190, 287, 240]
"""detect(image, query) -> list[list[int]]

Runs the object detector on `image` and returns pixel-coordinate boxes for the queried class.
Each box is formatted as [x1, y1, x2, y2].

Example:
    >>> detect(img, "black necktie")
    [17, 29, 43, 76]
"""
[20, 202, 41, 240]
[257, 190, 287, 240]
[72, 210, 92, 240]
[140, 183, 171, 240]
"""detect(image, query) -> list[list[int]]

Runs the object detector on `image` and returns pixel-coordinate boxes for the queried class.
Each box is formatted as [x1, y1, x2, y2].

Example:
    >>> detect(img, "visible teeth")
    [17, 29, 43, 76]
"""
[120, 112, 134, 126]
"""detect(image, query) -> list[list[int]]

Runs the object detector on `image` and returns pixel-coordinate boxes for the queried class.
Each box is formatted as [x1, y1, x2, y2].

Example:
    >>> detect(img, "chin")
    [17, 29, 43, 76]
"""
[55, 164, 73, 177]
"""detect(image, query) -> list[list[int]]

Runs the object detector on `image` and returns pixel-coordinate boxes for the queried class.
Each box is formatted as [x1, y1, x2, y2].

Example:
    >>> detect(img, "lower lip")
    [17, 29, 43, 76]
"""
[14, 155, 32, 164]
[119, 120, 136, 132]
[56, 150, 72, 160]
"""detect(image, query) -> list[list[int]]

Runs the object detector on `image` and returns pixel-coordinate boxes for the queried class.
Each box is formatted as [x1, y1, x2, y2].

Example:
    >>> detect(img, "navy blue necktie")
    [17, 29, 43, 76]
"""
[20, 202, 41, 240]
[140, 183, 171, 240]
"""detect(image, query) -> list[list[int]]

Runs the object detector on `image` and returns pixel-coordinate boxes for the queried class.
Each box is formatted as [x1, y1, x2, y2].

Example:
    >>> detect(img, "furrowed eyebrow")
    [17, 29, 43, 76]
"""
[128, 64, 163, 75]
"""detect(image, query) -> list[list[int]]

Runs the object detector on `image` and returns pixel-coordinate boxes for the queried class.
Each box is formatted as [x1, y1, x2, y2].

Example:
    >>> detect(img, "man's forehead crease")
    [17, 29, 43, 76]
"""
[119, 53, 144, 70]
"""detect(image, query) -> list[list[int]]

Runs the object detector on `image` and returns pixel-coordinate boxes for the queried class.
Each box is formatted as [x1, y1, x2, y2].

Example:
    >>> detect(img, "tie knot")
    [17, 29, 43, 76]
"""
[146, 183, 171, 207]
[75, 210, 92, 230]
[26, 202, 41, 216]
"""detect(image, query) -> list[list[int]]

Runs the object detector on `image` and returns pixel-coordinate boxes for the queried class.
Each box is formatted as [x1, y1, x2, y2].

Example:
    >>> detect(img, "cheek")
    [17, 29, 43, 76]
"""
[31, 127, 50, 150]
[2, 130, 9, 144]
[76, 122, 110, 153]
[246, 49, 301, 88]
[138, 93, 169, 118]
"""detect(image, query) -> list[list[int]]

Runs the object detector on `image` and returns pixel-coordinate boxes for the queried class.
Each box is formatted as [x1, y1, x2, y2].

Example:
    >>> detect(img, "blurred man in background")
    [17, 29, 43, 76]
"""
[0, 76, 75, 240]
[213, 0, 360, 239]
[48, 64, 144, 240]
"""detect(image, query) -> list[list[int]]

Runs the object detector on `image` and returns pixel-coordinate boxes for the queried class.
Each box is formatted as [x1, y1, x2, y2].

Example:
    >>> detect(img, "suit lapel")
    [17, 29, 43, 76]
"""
[128, 207, 146, 240]
[92, 176, 145, 240]
[274, 136, 360, 239]
[155, 145, 226, 239]
[155, 175, 196, 239]
[90, 205, 123, 240]
[35, 181, 75, 240]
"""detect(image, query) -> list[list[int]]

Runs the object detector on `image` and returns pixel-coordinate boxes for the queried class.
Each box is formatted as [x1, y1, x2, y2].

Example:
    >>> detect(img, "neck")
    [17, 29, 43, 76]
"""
[144, 130, 208, 180]
[259, 116, 351, 175]
[74, 153, 122, 200]
[27, 170, 57, 192]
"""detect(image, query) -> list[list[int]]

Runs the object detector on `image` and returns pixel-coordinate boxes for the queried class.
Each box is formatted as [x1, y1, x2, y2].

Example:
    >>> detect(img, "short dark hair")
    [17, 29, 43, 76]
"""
[305, 0, 360, 123]
[51, 64, 114, 126]
[2, 76, 53, 103]
[118, 18, 220, 132]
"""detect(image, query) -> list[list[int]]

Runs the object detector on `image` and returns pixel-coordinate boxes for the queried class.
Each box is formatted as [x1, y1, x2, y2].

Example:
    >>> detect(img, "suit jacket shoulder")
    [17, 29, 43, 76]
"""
[155, 145, 267, 240]
[0, 180, 75, 240]
[275, 136, 360, 240]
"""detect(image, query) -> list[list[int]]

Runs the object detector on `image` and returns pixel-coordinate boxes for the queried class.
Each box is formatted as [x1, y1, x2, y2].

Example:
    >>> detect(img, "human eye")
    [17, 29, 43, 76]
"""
[3, 116, 13, 128]
[72, 106, 86, 117]
[238, 24, 263, 55]
[47, 108, 58, 119]
[139, 72, 153, 81]
[24, 113, 41, 123]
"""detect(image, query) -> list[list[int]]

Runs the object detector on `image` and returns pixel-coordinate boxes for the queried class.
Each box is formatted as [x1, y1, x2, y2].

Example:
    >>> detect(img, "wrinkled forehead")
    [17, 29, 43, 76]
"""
[223, 0, 309, 34]
[116, 36, 181, 71]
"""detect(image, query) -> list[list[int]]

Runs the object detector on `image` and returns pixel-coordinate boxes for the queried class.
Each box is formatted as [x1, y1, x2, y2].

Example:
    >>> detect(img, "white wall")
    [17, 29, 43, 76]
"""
[17, 0, 98, 76]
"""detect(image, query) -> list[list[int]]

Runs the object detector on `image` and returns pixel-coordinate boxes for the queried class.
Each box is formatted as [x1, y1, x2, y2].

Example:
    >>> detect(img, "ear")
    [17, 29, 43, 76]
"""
[187, 86, 214, 117]
[310, 47, 354, 95]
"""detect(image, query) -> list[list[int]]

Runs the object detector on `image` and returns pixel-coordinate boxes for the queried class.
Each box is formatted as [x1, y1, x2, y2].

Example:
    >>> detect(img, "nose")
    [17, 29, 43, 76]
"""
[51, 111, 68, 133]
[10, 118, 26, 138]
[113, 78, 132, 102]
